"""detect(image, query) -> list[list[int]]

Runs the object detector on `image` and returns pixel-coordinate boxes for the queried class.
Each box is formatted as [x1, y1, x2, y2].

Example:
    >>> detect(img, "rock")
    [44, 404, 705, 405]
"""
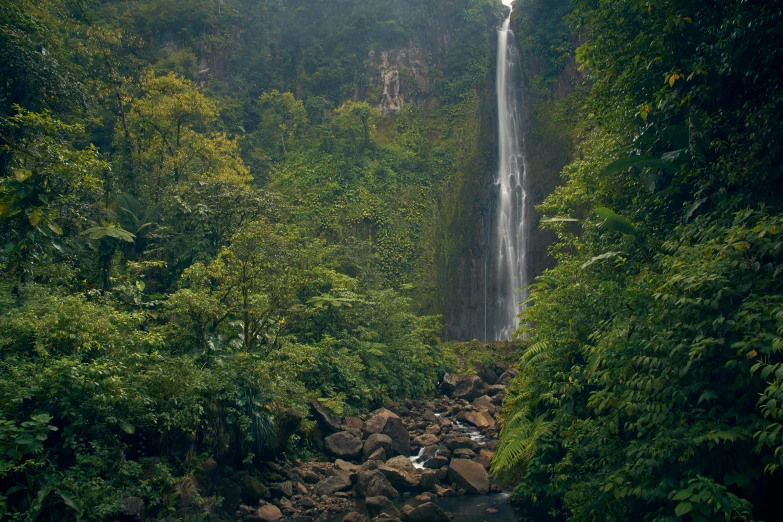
[407, 502, 450, 522]
[364, 408, 399, 437]
[303, 471, 320, 484]
[452, 375, 488, 401]
[443, 434, 477, 451]
[447, 459, 490, 494]
[217, 478, 242, 510]
[366, 496, 399, 518]
[433, 484, 457, 497]
[356, 470, 400, 499]
[381, 415, 411, 457]
[311, 401, 342, 433]
[401, 504, 415, 517]
[425, 424, 441, 435]
[325, 431, 364, 459]
[452, 448, 476, 459]
[364, 433, 394, 460]
[472, 395, 497, 414]
[413, 433, 440, 447]
[269, 481, 293, 498]
[335, 459, 360, 472]
[343, 513, 367, 522]
[253, 504, 283, 521]
[455, 410, 496, 429]
[423, 456, 449, 469]
[496, 369, 519, 386]
[299, 496, 316, 507]
[367, 448, 387, 462]
[486, 507, 499, 514]
[486, 384, 506, 397]
[385, 455, 419, 475]
[345, 417, 364, 430]
[492, 393, 506, 406]
[174, 477, 198, 509]
[415, 493, 433, 502]
[439, 373, 458, 396]
[473, 361, 499, 385]
[123, 496, 144, 519]
[295, 482, 309, 495]
[238, 473, 269, 501]
[379, 464, 420, 491]
[420, 469, 439, 491]
[474, 450, 495, 470]
[313, 474, 352, 496]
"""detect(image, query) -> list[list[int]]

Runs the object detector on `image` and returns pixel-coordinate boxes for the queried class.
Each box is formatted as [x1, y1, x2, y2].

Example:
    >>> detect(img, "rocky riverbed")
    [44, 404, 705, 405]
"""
[230, 365, 519, 522]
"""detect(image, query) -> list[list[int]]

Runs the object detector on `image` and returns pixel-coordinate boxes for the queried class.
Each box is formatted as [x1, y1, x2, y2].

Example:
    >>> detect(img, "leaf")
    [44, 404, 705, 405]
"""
[683, 198, 706, 223]
[57, 489, 83, 515]
[120, 422, 136, 435]
[594, 208, 637, 236]
[14, 170, 32, 183]
[47, 223, 63, 235]
[82, 225, 136, 243]
[599, 156, 679, 178]
[26, 207, 43, 226]
[675, 501, 693, 516]
[581, 251, 626, 269]
[541, 217, 581, 223]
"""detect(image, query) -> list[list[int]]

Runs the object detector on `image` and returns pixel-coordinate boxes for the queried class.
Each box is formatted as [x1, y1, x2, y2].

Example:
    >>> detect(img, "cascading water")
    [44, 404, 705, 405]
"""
[491, 1, 528, 341]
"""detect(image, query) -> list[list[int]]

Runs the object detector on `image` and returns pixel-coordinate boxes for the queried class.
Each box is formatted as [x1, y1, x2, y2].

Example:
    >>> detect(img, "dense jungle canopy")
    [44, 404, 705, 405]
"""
[1, 0, 782, 520]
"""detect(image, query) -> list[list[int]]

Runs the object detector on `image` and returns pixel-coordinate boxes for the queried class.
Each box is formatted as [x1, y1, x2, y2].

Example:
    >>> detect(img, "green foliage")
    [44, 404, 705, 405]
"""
[497, 0, 783, 520]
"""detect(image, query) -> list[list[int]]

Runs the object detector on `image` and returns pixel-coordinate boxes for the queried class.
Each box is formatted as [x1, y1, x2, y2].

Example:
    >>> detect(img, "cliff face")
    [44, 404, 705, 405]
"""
[440, 2, 577, 341]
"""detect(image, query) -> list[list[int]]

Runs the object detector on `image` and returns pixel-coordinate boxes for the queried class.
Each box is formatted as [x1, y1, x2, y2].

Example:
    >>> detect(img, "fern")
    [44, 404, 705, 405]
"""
[491, 412, 554, 480]
[521, 340, 552, 367]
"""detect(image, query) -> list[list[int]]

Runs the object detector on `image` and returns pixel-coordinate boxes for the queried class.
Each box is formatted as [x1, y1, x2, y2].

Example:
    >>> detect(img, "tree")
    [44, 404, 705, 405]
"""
[256, 90, 307, 157]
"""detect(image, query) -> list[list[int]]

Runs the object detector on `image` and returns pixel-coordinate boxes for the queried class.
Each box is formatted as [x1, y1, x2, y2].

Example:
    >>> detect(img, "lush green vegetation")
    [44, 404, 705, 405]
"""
[0, 0, 498, 518]
[494, 0, 783, 521]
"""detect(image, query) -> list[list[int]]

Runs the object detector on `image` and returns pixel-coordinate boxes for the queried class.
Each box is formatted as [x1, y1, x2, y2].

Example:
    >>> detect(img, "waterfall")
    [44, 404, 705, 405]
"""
[492, 2, 528, 341]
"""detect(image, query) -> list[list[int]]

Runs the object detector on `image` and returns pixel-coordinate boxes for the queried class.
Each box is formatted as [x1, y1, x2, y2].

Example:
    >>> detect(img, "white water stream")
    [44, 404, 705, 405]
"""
[491, 1, 528, 341]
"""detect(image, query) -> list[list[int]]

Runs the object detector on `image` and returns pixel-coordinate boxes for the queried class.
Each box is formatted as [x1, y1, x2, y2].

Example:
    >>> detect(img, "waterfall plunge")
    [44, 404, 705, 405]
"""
[491, 5, 528, 341]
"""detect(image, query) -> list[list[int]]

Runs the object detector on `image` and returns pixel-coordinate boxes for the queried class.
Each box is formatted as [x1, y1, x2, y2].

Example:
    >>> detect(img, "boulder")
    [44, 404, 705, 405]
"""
[407, 502, 450, 522]
[311, 401, 342, 433]
[268, 481, 293, 498]
[253, 504, 283, 522]
[439, 373, 458, 396]
[342, 513, 367, 522]
[365, 496, 399, 518]
[443, 434, 477, 451]
[313, 474, 352, 497]
[472, 395, 497, 414]
[413, 433, 440, 447]
[217, 478, 242, 510]
[473, 361, 498, 385]
[452, 448, 476, 459]
[474, 450, 495, 470]
[345, 417, 364, 430]
[363, 433, 394, 460]
[335, 459, 360, 473]
[496, 369, 519, 386]
[237, 473, 269, 501]
[486, 384, 506, 397]
[423, 456, 449, 469]
[452, 375, 488, 401]
[381, 416, 411, 457]
[364, 408, 399, 437]
[355, 470, 400, 499]
[325, 431, 363, 459]
[420, 469, 439, 491]
[447, 459, 490, 494]
[455, 410, 496, 429]
[367, 448, 387, 462]
[379, 456, 420, 490]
